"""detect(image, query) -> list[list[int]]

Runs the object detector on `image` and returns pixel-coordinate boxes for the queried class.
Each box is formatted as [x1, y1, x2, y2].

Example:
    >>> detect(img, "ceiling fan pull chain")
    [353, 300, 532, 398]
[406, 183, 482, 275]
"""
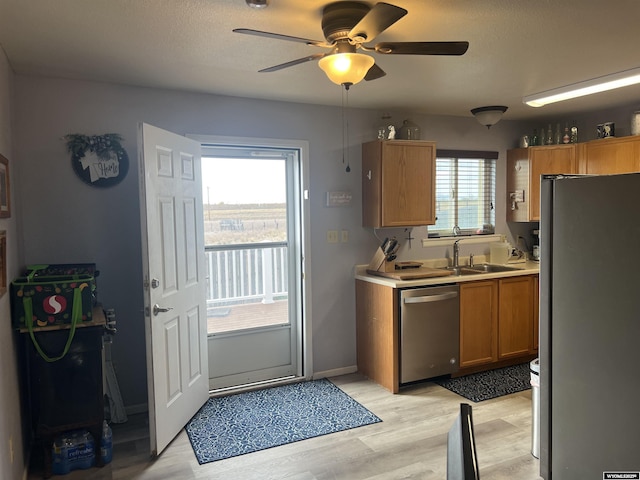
[342, 85, 351, 173]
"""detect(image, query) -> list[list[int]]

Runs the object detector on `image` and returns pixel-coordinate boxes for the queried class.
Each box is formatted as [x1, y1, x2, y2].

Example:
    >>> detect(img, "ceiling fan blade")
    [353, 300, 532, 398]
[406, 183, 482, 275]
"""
[348, 2, 407, 43]
[364, 63, 387, 81]
[233, 28, 326, 46]
[375, 41, 470, 56]
[258, 53, 327, 73]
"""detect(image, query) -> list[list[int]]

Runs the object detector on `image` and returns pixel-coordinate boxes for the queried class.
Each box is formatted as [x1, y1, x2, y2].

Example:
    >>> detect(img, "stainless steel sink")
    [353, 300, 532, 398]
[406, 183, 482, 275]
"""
[446, 263, 523, 276]
[464, 263, 523, 273]
[445, 266, 484, 276]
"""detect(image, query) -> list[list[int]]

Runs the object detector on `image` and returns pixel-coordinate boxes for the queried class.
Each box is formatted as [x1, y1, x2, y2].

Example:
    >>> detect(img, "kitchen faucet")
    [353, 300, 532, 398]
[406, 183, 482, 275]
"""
[453, 239, 461, 268]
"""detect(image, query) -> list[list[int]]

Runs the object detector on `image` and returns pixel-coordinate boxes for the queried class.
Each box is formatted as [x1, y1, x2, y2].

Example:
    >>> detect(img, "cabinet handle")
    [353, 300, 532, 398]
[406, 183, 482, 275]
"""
[367, 170, 372, 180]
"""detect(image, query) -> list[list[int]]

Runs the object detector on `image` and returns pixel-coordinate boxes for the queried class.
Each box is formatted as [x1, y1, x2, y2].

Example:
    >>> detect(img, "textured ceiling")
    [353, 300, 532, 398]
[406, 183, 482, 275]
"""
[1, 0, 640, 121]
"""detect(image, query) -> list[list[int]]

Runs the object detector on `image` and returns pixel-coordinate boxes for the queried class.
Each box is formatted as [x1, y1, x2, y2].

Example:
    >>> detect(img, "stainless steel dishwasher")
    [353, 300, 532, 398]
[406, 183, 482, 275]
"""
[400, 284, 460, 384]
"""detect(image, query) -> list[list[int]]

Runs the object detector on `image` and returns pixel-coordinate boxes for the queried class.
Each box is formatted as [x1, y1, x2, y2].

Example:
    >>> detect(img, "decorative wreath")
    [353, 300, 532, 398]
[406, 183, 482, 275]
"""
[64, 133, 129, 188]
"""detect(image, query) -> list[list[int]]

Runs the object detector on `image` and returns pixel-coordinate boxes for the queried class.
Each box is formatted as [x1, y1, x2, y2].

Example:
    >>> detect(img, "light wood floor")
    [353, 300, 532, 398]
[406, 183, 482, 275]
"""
[28, 373, 542, 480]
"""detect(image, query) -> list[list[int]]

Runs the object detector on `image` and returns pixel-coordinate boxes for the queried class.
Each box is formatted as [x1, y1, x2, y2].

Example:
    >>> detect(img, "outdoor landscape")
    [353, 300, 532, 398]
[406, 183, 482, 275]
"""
[203, 202, 287, 245]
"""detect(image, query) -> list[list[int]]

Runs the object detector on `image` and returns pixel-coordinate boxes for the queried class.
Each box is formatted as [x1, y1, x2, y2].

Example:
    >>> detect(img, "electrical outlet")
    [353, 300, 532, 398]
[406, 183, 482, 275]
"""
[327, 230, 339, 243]
[341, 230, 349, 243]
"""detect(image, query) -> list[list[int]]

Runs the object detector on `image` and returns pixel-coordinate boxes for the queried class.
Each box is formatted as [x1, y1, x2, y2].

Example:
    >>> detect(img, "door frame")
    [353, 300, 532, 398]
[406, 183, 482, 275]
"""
[188, 134, 313, 387]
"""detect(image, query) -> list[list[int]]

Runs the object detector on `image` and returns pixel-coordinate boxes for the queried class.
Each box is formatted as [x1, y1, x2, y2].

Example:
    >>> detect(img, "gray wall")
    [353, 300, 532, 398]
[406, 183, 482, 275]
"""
[0, 48, 25, 480]
[12, 74, 639, 412]
[12, 75, 524, 409]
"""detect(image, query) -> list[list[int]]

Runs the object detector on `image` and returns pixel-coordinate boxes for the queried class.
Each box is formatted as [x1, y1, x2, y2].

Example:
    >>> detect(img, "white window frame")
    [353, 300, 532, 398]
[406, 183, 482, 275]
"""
[429, 149, 497, 238]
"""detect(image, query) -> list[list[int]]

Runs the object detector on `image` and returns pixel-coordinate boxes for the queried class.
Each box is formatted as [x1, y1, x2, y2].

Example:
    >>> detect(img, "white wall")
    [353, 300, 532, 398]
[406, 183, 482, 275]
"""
[12, 74, 526, 409]
[0, 46, 25, 480]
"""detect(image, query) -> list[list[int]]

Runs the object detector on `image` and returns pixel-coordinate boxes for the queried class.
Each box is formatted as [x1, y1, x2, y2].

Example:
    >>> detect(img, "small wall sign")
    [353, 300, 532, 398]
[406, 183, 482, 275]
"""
[326, 191, 352, 207]
[64, 133, 129, 188]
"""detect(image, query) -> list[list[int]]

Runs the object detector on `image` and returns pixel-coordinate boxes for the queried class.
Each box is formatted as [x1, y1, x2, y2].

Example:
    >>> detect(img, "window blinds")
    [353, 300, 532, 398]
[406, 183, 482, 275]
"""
[433, 150, 497, 236]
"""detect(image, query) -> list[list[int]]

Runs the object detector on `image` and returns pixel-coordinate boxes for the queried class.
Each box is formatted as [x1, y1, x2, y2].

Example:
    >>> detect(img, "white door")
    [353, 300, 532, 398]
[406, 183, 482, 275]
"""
[138, 123, 209, 456]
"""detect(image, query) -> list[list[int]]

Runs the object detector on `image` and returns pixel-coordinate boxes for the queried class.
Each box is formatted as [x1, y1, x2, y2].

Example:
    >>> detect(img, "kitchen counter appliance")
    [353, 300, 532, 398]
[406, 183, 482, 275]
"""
[400, 284, 460, 384]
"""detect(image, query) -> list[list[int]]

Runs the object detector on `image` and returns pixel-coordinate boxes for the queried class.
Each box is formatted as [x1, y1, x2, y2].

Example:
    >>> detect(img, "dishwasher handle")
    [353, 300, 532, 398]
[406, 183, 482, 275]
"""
[403, 291, 458, 304]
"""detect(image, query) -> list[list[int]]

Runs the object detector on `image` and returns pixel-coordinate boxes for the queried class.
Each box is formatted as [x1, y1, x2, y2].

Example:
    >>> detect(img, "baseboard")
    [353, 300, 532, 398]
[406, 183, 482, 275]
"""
[125, 403, 148, 416]
[313, 365, 358, 380]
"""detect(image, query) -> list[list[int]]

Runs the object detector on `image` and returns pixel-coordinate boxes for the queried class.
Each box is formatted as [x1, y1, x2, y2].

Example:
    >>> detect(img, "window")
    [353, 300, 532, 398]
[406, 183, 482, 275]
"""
[430, 149, 497, 237]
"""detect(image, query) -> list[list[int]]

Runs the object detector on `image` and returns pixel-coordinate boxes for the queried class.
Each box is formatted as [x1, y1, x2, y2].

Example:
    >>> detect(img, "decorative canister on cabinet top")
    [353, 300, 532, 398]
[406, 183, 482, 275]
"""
[631, 111, 640, 136]
[397, 119, 421, 140]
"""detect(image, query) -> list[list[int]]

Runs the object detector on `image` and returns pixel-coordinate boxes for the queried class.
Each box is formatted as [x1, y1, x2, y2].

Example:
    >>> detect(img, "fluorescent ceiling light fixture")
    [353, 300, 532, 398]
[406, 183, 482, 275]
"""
[523, 67, 640, 107]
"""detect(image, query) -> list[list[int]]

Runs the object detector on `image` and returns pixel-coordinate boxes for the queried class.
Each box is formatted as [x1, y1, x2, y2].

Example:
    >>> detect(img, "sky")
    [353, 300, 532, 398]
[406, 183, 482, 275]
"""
[201, 157, 286, 204]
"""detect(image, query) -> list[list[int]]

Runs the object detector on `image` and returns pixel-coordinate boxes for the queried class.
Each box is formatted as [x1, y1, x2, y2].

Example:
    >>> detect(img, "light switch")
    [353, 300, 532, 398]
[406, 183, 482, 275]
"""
[327, 230, 339, 243]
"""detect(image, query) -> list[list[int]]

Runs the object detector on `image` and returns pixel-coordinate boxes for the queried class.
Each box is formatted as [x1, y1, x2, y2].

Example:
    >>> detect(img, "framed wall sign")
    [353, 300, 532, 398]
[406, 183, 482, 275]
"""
[0, 154, 10, 218]
[65, 134, 129, 188]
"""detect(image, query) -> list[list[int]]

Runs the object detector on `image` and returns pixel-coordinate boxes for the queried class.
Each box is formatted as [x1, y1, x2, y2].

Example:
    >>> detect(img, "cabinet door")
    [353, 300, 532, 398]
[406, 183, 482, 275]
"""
[381, 141, 436, 227]
[532, 275, 539, 353]
[498, 276, 534, 359]
[459, 280, 498, 368]
[579, 137, 640, 174]
[529, 146, 576, 221]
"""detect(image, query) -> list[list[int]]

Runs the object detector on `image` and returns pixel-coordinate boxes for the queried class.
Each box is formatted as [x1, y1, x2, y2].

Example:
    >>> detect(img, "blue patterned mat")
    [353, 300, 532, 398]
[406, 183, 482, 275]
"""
[186, 379, 382, 464]
[435, 363, 531, 402]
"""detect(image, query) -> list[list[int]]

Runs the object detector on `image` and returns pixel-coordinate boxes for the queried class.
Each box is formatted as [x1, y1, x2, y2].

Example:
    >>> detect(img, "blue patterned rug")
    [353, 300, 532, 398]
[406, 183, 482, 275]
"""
[186, 379, 382, 464]
[435, 363, 531, 402]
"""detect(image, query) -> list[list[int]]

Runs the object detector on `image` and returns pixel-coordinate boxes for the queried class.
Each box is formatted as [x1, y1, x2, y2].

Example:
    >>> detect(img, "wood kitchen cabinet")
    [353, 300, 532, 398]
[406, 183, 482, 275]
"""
[507, 145, 577, 222]
[577, 136, 640, 174]
[498, 276, 534, 359]
[356, 273, 539, 391]
[355, 279, 399, 393]
[362, 140, 436, 228]
[459, 280, 498, 368]
[532, 275, 539, 352]
[459, 274, 538, 373]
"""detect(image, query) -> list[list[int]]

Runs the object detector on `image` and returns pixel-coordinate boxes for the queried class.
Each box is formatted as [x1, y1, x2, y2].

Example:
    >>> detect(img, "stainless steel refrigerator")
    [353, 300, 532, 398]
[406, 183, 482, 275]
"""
[539, 173, 640, 480]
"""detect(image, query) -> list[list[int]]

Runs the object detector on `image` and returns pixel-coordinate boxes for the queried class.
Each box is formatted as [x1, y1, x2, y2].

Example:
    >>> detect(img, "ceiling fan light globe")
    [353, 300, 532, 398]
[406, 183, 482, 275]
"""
[318, 53, 375, 86]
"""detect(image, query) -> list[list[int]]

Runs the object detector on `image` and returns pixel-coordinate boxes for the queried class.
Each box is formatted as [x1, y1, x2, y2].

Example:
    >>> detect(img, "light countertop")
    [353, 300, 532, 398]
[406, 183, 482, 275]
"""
[355, 258, 540, 289]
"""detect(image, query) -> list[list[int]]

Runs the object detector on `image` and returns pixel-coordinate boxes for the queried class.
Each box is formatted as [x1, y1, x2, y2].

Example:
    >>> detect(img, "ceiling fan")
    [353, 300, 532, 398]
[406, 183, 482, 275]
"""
[234, 1, 469, 87]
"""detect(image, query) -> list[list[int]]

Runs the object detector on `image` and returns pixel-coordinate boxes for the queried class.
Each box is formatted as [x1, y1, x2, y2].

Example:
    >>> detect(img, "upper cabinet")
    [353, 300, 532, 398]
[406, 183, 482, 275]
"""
[577, 136, 640, 174]
[508, 136, 640, 222]
[507, 145, 577, 222]
[362, 140, 436, 228]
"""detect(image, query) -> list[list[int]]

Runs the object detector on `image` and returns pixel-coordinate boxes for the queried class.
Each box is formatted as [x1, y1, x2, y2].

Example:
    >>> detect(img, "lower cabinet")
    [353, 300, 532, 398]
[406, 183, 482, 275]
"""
[533, 275, 539, 351]
[459, 280, 498, 368]
[355, 280, 399, 393]
[460, 274, 538, 372]
[498, 276, 534, 359]
[356, 274, 539, 392]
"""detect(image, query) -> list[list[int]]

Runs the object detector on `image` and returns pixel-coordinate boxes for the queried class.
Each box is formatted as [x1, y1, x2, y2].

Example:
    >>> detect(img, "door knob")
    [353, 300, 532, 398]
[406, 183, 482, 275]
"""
[153, 304, 173, 316]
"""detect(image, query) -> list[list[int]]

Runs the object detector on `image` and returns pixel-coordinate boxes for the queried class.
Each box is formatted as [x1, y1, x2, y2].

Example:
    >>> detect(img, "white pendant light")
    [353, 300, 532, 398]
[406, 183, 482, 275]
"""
[471, 106, 508, 129]
[318, 53, 375, 87]
[523, 67, 640, 107]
